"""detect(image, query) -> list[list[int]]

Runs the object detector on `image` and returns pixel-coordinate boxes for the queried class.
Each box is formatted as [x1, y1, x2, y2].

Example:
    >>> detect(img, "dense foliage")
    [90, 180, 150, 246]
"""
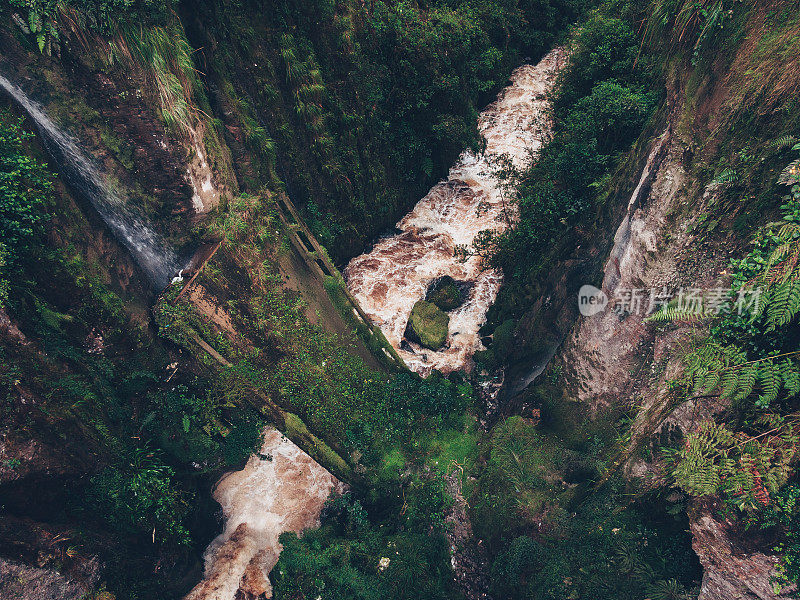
[189, 0, 589, 259]
[0, 112, 51, 304]
[7, 0, 796, 598]
[660, 142, 800, 587]
[490, 487, 699, 600]
[273, 486, 458, 600]
[147, 192, 477, 596]
[8, 0, 171, 39]
[0, 110, 265, 597]
[469, 415, 700, 599]
[474, 0, 658, 320]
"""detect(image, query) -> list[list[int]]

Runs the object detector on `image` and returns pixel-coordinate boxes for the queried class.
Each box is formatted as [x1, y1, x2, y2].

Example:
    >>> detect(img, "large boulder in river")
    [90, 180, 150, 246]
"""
[405, 300, 450, 350]
[425, 276, 467, 311]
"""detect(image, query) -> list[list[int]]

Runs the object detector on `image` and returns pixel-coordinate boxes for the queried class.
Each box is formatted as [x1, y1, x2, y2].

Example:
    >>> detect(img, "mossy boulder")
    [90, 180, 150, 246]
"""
[405, 300, 450, 350]
[425, 276, 468, 311]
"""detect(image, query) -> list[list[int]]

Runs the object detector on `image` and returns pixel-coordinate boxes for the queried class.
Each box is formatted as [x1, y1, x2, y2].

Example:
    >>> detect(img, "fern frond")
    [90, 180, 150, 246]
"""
[781, 360, 800, 396]
[712, 167, 738, 186]
[733, 363, 758, 401]
[756, 361, 780, 408]
[773, 135, 799, 150]
[646, 302, 711, 323]
[766, 281, 800, 330]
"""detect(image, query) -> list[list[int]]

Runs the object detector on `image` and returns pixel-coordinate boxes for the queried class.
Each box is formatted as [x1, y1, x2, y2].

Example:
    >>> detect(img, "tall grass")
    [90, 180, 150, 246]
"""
[58, 6, 201, 137]
[109, 24, 202, 137]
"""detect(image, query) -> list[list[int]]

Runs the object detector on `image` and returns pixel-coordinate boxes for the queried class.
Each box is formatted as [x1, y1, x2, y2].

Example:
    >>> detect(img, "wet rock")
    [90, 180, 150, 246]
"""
[690, 498, 792, 600]
[426, 276, 470, 311]
[0, 557, 98, 600]
[405, 300, 450, 350]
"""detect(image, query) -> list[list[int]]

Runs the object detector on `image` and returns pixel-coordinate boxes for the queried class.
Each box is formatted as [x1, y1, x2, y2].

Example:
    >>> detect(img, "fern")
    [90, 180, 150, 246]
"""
[757, 362, 780, 408]
[773, 135, 799, 150]
[711, 167, 738, 187]
[782, 361, 800, 396]
[645, 301, 712, 323]
[670, 416, 799, 510]
[765, 280, 800, 330]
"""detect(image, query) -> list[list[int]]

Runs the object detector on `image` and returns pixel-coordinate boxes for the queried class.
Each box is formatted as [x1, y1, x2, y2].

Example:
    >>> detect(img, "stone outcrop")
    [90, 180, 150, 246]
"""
[0, 557, 99, 600]
[690, 499, 793, 600]
[405, 300, 450, 350]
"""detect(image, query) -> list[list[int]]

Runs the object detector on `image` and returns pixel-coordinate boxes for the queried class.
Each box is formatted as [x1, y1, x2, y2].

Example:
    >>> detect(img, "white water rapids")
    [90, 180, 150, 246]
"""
[344, 48, 566, 375]
[0, 73, 181, 288]
[185, 429, 342, 600]
[187, 48, 565, 600]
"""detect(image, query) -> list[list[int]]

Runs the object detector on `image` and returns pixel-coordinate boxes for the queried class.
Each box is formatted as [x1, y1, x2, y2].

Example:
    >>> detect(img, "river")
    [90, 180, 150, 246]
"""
[187, 47, 566, 599]
[344, 47, 566, 375]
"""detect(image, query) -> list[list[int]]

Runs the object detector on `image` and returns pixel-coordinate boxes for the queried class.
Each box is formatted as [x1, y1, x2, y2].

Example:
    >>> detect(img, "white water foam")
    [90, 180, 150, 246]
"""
[185, 428, 342, 600]
[344, 48, 566, 375]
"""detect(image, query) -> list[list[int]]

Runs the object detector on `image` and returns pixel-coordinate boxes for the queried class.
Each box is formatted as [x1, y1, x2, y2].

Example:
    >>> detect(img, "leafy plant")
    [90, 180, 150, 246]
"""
[86, 447, 192, 546]
[667, 415, 799, 510]
[0, 112, 52, 305]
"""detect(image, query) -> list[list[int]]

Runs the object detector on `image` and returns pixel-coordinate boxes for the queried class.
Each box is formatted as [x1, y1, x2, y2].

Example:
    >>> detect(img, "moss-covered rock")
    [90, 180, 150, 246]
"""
[405, 300, 450, 350]
[425, 276, 466, 311]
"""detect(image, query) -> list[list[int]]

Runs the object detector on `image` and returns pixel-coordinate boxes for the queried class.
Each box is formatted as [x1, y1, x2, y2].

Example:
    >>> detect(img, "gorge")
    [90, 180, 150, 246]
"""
[1, 2, 799, 600]
[345, 48, 566, 376]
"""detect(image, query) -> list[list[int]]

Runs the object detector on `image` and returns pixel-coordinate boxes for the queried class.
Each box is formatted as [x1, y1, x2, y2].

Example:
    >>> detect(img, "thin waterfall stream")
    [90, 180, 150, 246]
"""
[344, 48, 566, 375]
[0, 73, 182, 288]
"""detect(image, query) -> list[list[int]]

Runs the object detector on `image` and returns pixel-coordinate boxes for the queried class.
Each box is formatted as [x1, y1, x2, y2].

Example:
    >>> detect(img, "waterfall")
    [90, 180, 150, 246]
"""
[344, 48, 567, 375]
[0, 73, 182, 288]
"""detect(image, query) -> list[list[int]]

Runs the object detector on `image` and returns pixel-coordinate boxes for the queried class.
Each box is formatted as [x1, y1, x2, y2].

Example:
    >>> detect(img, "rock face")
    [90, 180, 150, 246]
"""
[405, 300, 450, 350]
[445, 471, 491, 600]
[514, 12, 800, 592]
[690, 500, 791, 600]
[0, 557, 99, 600]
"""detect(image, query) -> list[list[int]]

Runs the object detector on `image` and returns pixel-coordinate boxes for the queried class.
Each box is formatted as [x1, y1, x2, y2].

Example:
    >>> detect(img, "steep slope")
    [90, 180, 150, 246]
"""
[484, 2, 800, 598]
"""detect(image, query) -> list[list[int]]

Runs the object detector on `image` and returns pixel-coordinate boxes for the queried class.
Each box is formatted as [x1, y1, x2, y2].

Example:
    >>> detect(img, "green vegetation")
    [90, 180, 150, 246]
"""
[427, 276, 465, 311]
[658, 143, 800, 587]
[0, 112, 261, 598]
[273, 485, 457, 600]
[5, 1, 799, 599]
[406, 300, 450, 350]
[323, 275, 405, 371]
[85, 448, 192, 546]
[8, 0, 172, 42]
[0, 111, 52, 304]
[189, 0, 589, 259]
[489, 483, 700, 600]
[477, 0, 659, 325]
[466, 409, 701, 599]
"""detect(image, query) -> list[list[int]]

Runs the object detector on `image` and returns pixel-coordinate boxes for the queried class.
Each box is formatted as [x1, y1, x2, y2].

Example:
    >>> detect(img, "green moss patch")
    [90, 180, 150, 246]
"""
[425, 275, 467, 311]
[405, 300, 449, 350]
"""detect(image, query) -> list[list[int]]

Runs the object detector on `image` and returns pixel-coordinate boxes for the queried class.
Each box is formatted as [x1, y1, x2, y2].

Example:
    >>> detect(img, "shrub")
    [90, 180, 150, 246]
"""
[0, 112, 52, 304]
